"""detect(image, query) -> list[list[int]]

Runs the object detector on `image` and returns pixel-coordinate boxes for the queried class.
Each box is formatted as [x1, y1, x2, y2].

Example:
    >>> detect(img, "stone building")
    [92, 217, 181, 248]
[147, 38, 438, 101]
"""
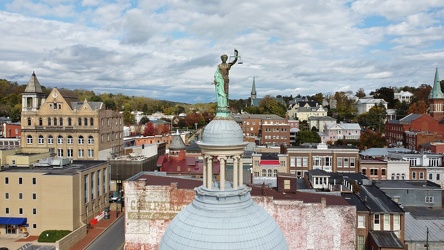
[20, 72, 124, 160]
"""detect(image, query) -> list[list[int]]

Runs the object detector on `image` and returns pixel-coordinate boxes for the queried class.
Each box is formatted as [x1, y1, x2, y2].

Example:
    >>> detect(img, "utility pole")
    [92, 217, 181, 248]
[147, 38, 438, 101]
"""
[424, 227, 429, 250]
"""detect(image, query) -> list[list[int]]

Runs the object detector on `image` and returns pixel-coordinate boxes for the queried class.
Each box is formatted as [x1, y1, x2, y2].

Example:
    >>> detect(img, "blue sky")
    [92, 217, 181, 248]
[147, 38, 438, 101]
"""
[0, 0, 444, 104]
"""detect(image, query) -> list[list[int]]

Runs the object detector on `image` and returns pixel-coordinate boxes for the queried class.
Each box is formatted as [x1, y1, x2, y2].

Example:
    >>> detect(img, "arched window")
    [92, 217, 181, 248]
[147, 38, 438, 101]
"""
[88, 136, 94, 145]
[391, 173, 395, 180]
[48, 135, 54, 144]
[78, 118, 82, 126]
[27, 118, 31, 126]
[78, 136, 84, 144]
[47, 118, 51, 126]
[53, 117, 57, 126]
[90, 118, 94, 126]
[67, 135, 73, 144]
[39, 118, 43, 126]
[59, 118, 63, 126]
[84, 118, 88, 126]
[57, 135, 63, 144]
[401, 173, 406, 180]
[396, 173, 400, 180]
[262, 169, 266, 176]
[273, 169, 278, 177]
[68, 118, 72, 126]
[38, 135, 44, 144]
[27, 135, 33, 144]
[268, 169, 273, 177]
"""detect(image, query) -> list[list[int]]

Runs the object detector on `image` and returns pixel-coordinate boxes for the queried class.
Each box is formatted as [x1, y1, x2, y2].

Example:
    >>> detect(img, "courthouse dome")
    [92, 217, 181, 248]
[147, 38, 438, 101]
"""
[159, 186, 288, 250]
[200, 118, 243, 146]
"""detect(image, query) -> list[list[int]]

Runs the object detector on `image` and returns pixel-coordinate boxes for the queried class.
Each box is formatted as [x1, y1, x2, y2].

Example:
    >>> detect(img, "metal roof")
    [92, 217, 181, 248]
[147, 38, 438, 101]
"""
[404, 212, 444, 242]
[369, 231, 404, 248]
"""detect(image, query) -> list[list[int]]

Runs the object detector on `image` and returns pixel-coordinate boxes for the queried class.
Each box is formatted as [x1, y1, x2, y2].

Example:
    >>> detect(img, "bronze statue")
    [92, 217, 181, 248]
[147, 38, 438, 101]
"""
[214, 49, 238, 108]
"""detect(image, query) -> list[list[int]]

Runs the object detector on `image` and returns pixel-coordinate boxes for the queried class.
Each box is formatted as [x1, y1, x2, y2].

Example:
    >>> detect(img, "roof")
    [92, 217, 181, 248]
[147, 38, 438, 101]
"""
[23, 72, 43, 93]
[405, 212, 444, 242]
[357, 98, 387, 104]
[400, 113, 423, 123]
[374, 180, 442, 190]
[357, 184, 404, 213]
[169, 134, 187, 150]
[369, 231, 404, 248]
[1, 160, 107, 176]
[429, 67, 444, 99]
[235, 114, 285, 120]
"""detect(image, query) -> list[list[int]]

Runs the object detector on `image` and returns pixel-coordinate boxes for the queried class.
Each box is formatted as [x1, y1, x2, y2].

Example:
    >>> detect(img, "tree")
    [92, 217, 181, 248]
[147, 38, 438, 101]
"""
[296, 130, 321, 145]
[184, 112, 204, 128]
[143, 122, 156, 136]
[355, 88, 366, 98]
[372, 87, 395, 108]
[123, 104, 135, 125]
[359, 129, 387, 150]
[333, 92, 357, 121]
[311, 93, 324, 105]
[408, 100, 428, 114]
[139, 116, 150, 125]
[258, 95, 286, 117]
[366, 103, 387, 132]
[394, 101, 410, 119]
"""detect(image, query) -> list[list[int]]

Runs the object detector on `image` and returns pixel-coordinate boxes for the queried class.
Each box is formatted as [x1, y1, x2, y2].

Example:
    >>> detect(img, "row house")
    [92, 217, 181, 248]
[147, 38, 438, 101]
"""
[321, 122, 361, 143]
[287, 143, 359, 178]
[234, 114, 290, 146]
[342, 179, 405, 250]
[405, 130, 443, 151]
[251, 153, 287, 179]
[359, 157, 410, 181]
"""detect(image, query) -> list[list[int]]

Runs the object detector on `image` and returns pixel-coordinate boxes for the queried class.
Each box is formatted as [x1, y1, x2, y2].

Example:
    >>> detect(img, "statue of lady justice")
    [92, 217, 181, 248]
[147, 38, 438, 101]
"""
[213, 49, 239, 109]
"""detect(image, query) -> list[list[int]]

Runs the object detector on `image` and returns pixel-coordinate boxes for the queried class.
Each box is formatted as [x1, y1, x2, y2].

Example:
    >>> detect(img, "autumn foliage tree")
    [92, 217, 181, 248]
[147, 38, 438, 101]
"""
[408, 100, 428, 114]
[359, 129, 387, 150]
[143, 122, 156, 136]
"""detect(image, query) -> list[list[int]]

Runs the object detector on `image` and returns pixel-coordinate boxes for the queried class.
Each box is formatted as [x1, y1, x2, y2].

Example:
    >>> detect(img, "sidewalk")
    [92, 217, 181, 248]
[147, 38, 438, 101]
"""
[70, 209, 124, 250]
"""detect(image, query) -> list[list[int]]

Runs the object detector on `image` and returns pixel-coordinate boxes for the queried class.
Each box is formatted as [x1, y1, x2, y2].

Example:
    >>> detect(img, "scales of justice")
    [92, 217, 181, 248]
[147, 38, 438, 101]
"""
[213, 49, 242, 117]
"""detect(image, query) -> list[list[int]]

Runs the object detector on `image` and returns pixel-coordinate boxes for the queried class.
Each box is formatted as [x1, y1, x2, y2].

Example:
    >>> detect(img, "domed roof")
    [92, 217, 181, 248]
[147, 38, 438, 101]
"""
[159, 186, 288, 250]
[201, 118, 244, 146]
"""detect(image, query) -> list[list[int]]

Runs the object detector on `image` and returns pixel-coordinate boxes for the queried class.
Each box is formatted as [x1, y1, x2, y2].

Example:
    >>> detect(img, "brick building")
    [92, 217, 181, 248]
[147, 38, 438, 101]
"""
[234, 114, 290, 146]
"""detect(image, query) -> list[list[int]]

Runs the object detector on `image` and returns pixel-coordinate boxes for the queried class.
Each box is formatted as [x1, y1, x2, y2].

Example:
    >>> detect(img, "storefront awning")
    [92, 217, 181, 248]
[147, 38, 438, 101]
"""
[0, 217, 27, 225]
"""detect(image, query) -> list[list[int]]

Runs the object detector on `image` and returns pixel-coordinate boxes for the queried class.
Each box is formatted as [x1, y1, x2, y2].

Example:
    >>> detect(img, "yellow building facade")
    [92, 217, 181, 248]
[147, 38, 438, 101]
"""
[20, 72, 124, 160]
[0, 160, 109, 236]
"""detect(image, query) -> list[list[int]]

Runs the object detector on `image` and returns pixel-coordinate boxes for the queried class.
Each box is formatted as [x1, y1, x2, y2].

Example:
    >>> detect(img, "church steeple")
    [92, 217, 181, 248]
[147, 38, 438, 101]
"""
[251, 76, 257, 97]
[429, 67, 444, 99]
[429, 67, 444, 120]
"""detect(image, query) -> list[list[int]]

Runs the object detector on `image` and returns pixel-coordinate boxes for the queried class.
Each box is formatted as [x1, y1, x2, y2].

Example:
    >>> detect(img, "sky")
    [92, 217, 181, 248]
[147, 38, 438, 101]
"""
[1, 0, 444, 104]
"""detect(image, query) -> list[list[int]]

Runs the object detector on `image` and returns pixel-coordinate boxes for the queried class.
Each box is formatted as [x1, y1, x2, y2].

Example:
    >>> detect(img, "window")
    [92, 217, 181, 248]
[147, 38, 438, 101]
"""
[84, 118, 88, 126]
[47, 117, 51, 126]
[268, 169, 272, 177]
[325, 156, 332, 167]
[419, 172, 424, 180]
[48, 135, 54, 144]
[97, 170, 101, 197]
[412, 172, 416, 180]
[67, 149, 73, 158]
[59, 117, 63, 126]
[358, 236, 365, 250]
[57, 135, 63, 144]
[78, 149, 84, 158]
[343, 157, 349, 167]
[33, 208, 37, 215]
[384, 214, 390, 230]
[19, 177, 22, 184]
[284, 180, 290, 189]
[78, 136, 84, 144]
[262, 169, 266, 176]
[57, 149, 63, 157]
[425, 196, 434, 203]
[91, 173, 95, 200]
[19, 208, 23, 214]
[5, 208, 9, 214]
[362, 169, 366, 175]
[33, 224, 37, 229]
[358, 215, 365, 228]
[53, 117, 57, 126]
[273, 169, 278, 177]
[437, 174, 440, 181]
[429, 173, 433, 180]
[38, 135, 44, 144]
[78, 118, 82, 126]
[33, 178, 36, 184]
[33, 193, 36, 200]
[88, 136, 94, 144]
[27, 135, 33, 144]
[370, 169, 378, 176]
[68, 117, 72, 126]
[381, 169, 386, 176]
[337, 157, 342, 167]
[374, 214, 380, 225]
[5, 177, 8, 184]
[302, 157, 308, 167]
[350, 157, 355, 167]
[103, 169, 106, 195]
[88, 149, 94, 158]
[19, 193, 23, 199]
[296, 157, 301, 167]
[90, 117, 94, 126]
[39, 118, 43, 126]
[67, 135, 73, 144]
[27, 118, 31, 126]
[84, 175, 88, 203]
[5, 193, 9, 199]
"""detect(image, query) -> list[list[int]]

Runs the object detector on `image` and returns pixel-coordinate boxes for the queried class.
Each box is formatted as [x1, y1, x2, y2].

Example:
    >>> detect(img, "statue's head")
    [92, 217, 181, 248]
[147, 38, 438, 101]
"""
[221, 54, 228, 63]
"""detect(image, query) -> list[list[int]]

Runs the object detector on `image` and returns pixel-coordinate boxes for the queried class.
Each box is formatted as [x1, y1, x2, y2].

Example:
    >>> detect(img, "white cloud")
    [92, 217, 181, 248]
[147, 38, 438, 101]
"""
[0, 0, 443, 103]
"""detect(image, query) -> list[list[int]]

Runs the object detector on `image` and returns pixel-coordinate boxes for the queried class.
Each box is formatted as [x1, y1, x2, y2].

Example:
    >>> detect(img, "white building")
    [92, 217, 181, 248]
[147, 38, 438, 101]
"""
[394, 91, 413, 103]
[321, 122, 361, 143]
[356, 98, 388, 115]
